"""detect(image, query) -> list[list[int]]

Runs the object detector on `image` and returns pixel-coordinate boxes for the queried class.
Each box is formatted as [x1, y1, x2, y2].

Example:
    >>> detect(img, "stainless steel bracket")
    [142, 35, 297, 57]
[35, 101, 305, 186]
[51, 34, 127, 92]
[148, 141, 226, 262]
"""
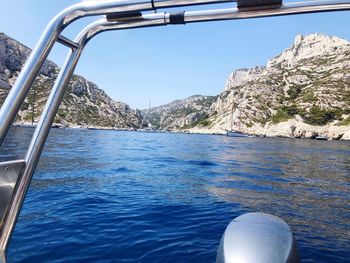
[0, 160, 25, 236]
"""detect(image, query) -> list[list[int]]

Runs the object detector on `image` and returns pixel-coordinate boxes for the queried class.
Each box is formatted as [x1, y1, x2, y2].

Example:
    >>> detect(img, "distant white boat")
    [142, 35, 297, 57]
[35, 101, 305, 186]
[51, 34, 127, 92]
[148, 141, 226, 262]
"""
[226, 106, 248, 137]
[315, 135, 328, 140]
[136, 127, 155, 132]
[138, 100, 155, 131]
[226, 129, 248, 137]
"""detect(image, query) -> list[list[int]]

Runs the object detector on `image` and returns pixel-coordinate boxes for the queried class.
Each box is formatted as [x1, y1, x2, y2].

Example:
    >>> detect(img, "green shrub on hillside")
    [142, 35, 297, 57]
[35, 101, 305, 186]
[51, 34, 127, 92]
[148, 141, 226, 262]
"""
[301, 106, 342, 125]
[337, 117, 350, 126]
[57, 109, 67, 118]
[170, 107, 196, 116]
[196, 96, 217, 107]
[271, 105, 302, 124]
[302, 92, 318, 103]
[199, 119, 211, 127]
[181, 113, 209, 129]
[245, 121, 254, 128]
[287, 85, 302, 100]
[271, 109, 291, 123]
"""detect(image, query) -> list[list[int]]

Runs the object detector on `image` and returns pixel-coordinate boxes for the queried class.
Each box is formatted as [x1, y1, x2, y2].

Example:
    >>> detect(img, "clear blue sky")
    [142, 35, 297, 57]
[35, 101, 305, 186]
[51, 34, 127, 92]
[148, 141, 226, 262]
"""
[1, 0, 350, 109]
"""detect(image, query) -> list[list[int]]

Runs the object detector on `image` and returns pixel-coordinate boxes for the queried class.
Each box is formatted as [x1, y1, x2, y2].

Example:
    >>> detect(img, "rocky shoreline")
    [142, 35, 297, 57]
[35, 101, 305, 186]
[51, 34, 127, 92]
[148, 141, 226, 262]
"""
[187, 120, 350, 140]
[14, 121, 350, 141]
[13, 122, 136, 131]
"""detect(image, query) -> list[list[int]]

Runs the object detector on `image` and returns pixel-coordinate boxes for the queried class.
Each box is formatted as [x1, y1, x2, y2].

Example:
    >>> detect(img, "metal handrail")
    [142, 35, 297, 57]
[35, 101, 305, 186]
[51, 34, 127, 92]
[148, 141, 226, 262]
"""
[1, 0, 350, 260]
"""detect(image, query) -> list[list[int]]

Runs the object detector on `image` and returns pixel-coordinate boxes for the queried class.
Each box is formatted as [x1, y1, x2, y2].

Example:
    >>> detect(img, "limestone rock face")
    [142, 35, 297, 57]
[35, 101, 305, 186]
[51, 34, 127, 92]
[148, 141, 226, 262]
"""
[190, 33, 350, 139]
[224, 67, 264, 91]
[267, 34, 349, 68]
[0, 33, 141, 129]
[3, 31, 349, 138]
[141, 95, 217, 130]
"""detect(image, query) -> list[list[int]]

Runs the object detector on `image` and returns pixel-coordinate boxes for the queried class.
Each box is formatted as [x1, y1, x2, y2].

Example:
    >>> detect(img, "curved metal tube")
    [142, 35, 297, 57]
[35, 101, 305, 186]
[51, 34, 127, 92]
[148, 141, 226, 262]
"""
[183, 0, 350, 23]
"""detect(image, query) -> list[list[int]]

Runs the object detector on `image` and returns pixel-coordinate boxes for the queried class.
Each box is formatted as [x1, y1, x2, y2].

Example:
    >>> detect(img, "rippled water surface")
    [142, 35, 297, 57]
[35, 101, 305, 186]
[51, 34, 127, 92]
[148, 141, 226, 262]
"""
[1, 127, 350, 262]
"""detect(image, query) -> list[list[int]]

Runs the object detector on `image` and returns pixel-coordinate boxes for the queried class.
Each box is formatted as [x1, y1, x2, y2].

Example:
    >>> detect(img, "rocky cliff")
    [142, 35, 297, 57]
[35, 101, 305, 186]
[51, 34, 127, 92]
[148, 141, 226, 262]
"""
[190, 34, 350, 140]
[2, 32, 349, 139]
[0, 33, 141, 129]
[141, 95, 217, 130]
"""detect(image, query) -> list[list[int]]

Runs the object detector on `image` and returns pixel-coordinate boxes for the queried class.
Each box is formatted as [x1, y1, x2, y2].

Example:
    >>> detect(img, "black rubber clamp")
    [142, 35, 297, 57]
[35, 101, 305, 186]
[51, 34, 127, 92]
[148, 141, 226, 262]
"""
[106, 11, 142, 21]
[169, 12, 185, 25]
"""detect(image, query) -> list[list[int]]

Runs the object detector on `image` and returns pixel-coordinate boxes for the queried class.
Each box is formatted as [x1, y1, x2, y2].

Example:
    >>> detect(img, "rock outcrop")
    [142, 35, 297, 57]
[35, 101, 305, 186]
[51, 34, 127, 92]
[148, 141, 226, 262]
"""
[2, 32, 349, 139]
[141, 95, 217, 130]
[0, 33, 141, 129]
[190, 33, 350, 140]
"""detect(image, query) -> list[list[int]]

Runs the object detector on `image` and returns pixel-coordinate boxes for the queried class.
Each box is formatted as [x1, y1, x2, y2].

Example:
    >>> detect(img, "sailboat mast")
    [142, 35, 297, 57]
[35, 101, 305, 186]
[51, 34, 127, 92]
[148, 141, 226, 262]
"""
[31, 86, 36, 125]
[140, 100, 151, 129]
[230, 103, 234, 131]
[147, 100, 151, 128]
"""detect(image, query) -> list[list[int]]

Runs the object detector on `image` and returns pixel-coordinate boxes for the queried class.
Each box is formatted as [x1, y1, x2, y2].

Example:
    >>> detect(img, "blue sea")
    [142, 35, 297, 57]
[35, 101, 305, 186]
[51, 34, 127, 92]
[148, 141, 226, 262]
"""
[1, 126, 349, 262]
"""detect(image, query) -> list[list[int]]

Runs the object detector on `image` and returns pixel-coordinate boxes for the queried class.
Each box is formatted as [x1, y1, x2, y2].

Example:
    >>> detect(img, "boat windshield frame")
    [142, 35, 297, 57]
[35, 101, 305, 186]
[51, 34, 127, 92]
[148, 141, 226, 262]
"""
[1, 0, 350, 260]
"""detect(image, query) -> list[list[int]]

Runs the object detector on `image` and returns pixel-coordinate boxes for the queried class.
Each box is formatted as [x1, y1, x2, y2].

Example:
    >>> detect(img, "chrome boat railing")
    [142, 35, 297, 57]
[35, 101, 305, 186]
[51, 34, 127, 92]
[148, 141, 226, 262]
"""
[1, 0, 350, 262]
